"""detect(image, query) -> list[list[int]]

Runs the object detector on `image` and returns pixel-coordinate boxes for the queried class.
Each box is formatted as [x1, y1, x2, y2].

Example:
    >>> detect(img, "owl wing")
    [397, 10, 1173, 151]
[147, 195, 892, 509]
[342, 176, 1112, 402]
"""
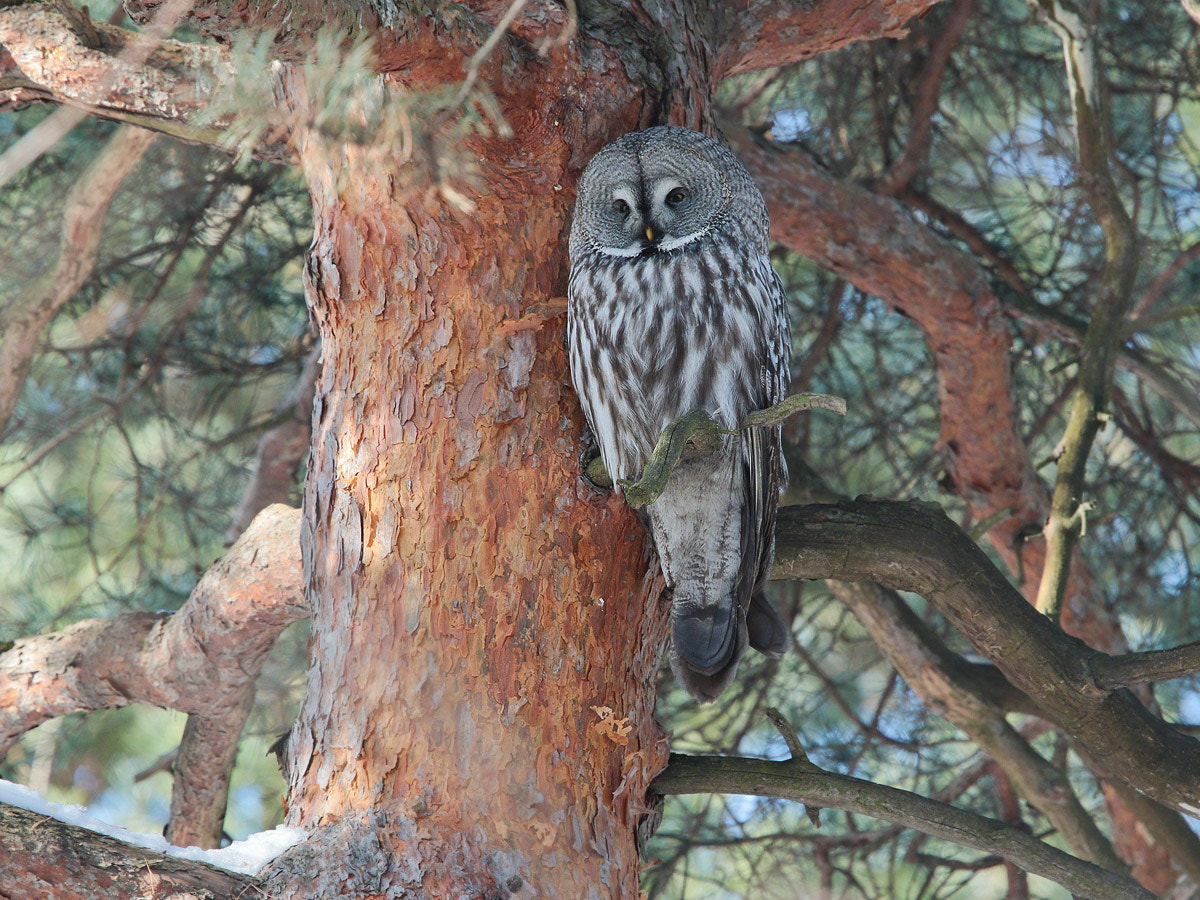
[740, 265, 792, 658]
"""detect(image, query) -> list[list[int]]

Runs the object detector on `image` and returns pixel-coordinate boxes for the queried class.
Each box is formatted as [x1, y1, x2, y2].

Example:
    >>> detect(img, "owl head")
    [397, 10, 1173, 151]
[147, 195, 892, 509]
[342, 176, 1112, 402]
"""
[569, 126, 769, 260]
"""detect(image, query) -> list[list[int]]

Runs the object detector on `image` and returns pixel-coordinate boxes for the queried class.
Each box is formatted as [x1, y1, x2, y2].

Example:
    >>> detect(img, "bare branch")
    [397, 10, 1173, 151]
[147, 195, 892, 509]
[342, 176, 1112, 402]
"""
[715, 0, 945, 79]
[653, 753, 1156, 900]
[0, 801, 256, 900]
[1091, 641, 1200, 691]
[0, 125, 155, 438]
[1024, 0, 1139, 622]
[787, 461, 1124, 869]
[0, 505, 303, 755]
[772, 499, 1200, 818]
[0, 2, 230, 178]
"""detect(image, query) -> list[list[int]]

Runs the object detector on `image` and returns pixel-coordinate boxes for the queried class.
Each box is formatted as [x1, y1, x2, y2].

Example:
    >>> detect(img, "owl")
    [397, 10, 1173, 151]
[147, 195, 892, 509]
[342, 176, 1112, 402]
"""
[567, 126, 792, 702]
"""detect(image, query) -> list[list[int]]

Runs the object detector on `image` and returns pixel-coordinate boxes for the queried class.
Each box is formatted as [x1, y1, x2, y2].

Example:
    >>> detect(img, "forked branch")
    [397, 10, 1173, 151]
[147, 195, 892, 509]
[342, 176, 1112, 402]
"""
[654, 740, 1154, 900]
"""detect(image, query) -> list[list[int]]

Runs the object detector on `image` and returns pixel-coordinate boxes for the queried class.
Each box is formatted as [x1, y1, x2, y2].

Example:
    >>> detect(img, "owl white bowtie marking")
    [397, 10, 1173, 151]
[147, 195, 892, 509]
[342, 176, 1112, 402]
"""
[567, 126, 792, 702]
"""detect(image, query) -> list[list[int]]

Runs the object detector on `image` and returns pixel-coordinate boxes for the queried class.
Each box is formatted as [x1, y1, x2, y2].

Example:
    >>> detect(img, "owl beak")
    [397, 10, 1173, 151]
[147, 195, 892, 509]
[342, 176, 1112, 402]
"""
[645, 226, 657, 244]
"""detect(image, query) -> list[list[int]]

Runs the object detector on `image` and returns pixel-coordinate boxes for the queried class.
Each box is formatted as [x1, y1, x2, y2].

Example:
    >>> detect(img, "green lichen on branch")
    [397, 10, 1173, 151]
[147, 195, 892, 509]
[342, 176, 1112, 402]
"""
[1028, 0, 1139, 621]
[618, 408, 724, 508]
[741, 392, 846, 427]
[587, 392, 845, 508]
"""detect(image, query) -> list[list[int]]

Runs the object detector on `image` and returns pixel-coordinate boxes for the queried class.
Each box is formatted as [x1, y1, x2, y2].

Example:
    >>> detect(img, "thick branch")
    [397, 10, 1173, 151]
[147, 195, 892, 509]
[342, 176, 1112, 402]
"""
[0, 125, 154, 438]
[730, 122, 1135, 655]
[165, 696, 254, 850]
[0, 801, 255, 900]
[715, 0, 944, 78]
[0, 505, 303, 755]
[654, 753, 1155, 900]
[772, 499, 1200, 817]
[0, 4, 230, 147]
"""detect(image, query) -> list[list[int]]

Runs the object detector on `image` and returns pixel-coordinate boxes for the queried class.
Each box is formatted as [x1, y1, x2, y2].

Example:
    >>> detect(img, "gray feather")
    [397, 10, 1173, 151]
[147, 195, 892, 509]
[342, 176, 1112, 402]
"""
[567, 126, 792, 702]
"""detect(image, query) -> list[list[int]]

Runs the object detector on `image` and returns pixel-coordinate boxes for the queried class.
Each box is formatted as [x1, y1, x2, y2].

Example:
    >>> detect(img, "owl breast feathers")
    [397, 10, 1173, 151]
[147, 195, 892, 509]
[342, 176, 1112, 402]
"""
[567, 125, 792, 702]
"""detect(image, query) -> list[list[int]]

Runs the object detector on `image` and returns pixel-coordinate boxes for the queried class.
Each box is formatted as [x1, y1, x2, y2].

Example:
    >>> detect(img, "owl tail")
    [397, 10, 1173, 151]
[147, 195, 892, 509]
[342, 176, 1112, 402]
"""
[670, 600, 748, 702]
[747, 591, 791, 658]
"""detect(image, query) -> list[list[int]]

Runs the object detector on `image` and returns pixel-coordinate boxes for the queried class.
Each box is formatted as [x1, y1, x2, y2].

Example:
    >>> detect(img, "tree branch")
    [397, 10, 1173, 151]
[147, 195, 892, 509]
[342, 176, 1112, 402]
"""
[772, 499, 1200, 818]
[225, 345, 320, 544]
[0, 800, 256, 900]
[0, 124, 155, 438]
[165, 696, 254, 850]
[0, 504, 303, 755]
[1090, 641, 1200, 691]
[904, 185, 1200, 431]
[731, 121, 1149, 659]
[0, 3, 231, 164]
[826, 578, 1124, 869]
[873, 0, 976, 196]
[715, 0, 944, 79]
[783, 470, 1198, 881]
[1028, 0, 1140, 621]
[653, 752, 1155, 900]
[166, 351, 317, 848]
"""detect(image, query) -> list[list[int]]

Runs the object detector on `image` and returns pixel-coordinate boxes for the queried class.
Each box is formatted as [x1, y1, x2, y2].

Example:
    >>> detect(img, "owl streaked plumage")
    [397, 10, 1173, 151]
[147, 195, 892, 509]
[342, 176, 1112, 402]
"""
[567, 126, 792, 702]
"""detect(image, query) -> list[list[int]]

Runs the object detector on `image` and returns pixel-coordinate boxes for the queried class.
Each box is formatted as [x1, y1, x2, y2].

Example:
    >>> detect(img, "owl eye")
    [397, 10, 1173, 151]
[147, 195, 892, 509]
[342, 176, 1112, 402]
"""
[665, 188, 687, 207]
[612, 198, 630, 216]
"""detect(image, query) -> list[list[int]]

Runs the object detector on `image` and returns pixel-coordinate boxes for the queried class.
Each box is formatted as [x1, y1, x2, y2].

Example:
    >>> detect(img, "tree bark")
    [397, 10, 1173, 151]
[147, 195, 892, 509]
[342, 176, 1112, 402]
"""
[262, 29, 666, 893]
[0, 2, 944, 896]
[0, 803, 255, 900]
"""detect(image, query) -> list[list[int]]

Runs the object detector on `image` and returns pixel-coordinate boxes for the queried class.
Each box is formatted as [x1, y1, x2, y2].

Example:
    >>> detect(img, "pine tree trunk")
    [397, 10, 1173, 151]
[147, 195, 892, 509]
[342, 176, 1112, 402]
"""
[266, 85, 670, 897]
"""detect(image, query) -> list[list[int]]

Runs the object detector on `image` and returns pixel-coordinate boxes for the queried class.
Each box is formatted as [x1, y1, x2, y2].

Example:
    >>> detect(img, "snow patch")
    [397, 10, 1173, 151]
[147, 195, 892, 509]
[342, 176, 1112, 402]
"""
[0, 778, 306, 875]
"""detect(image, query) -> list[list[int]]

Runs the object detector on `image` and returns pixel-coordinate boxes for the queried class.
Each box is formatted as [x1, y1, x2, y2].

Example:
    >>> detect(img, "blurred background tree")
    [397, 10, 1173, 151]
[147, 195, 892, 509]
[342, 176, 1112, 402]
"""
[1, 0, 1198, 898]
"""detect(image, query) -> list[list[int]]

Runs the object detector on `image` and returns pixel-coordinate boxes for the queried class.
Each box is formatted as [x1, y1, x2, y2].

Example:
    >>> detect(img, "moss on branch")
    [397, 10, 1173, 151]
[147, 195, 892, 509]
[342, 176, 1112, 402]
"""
[587, 392, 845, 507]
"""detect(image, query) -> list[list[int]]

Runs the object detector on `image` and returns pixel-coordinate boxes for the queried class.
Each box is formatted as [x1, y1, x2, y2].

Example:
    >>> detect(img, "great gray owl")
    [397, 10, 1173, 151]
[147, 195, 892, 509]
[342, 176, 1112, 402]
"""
[567, 126, 792, 702]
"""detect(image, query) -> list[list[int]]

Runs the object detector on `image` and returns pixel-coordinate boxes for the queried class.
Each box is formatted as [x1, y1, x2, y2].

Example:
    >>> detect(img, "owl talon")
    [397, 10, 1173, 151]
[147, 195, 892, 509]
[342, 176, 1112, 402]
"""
[582, 454, 613, 492]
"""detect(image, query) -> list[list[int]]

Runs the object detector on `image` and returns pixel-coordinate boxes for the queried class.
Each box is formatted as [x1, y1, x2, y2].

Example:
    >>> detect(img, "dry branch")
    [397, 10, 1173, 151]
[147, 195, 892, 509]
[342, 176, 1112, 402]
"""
[0, 505, 303, 754]
[654, 752, 1156, 900]
[0, 125, 155, 438]
[0, 801, 255, 900]
[773, 499, 1200, 818]
[1028, 0, 1140, 621]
